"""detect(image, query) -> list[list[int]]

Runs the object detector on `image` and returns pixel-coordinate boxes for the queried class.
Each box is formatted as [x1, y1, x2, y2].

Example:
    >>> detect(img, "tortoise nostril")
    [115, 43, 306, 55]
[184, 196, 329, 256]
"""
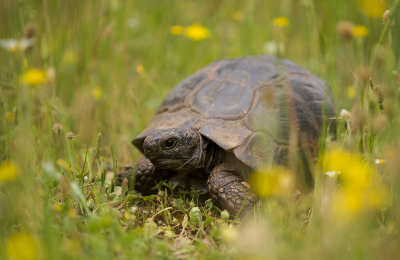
[143, 140, 151, 154]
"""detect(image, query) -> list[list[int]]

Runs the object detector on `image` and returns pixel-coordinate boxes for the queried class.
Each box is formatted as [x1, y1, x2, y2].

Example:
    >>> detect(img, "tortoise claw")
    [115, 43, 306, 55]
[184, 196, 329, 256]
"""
[115, 157, 175, 195]
[115, 164, 134, 186]
[168, 173, 208, 192]
[208, 163, 257, 216]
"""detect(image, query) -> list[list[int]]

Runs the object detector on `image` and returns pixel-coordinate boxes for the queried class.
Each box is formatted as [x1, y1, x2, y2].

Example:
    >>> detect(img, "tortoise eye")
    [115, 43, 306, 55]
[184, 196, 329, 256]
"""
[165, 139, 176, 149]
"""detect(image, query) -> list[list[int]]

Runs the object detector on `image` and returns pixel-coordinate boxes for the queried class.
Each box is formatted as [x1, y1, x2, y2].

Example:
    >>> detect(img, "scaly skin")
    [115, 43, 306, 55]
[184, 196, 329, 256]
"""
[115, 157, 175, 195]
[208, 163, 257, 216]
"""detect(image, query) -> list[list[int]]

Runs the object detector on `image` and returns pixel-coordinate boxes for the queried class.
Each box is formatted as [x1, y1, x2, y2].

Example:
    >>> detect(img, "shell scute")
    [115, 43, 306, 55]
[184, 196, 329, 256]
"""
[199, 119, 252, 150]
[214, 56, 282, 89]
[233, 132, 278, 169]
[190, 80, 253, 119]
[157, 71, 208, 113]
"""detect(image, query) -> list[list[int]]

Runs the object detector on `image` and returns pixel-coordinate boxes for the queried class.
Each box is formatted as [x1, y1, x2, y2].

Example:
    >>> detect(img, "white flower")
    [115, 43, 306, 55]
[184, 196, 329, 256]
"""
[325, 171, 341, 177]
[340, 109, 351, 120]
[131, 206, 138, 214]
[263, 40, 284, 55]
[87, 199, 95, 210]
[375, 159, 386, 164]
[0, 37, 36, 52]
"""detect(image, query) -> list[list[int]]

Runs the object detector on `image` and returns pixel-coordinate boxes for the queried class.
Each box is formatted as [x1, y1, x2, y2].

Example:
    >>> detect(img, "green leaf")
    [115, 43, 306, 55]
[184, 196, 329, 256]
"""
[70, 182, 90, 214]
[143, 195, 156, 201]
[164, 230, 176, 238]
[203, 217, 215, 226]
[172, 198, 184, 207]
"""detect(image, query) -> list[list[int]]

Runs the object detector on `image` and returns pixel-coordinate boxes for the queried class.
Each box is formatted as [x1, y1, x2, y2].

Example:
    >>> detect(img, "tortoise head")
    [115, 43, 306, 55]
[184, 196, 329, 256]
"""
[143, 128, 206, 172]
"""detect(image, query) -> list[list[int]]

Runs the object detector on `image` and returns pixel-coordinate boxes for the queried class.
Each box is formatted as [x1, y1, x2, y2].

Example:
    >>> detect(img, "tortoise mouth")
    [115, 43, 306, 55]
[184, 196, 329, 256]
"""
[149, 157, 185, 170]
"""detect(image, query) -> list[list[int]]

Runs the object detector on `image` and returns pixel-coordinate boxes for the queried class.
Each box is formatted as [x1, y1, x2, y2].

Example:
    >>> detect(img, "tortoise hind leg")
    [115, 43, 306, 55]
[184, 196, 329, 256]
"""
[115, 157, 175, 195]
[207, 163, 257, 216]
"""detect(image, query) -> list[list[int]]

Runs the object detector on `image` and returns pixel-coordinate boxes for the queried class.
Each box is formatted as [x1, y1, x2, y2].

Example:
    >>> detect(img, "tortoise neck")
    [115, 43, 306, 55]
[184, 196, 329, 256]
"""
[177, 132, 223, 174]
[202, 139, 224, 173]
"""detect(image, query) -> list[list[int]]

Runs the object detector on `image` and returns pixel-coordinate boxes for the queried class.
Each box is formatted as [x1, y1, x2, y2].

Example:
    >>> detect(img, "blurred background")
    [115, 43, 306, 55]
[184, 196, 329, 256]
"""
[1, 0, 400, 259]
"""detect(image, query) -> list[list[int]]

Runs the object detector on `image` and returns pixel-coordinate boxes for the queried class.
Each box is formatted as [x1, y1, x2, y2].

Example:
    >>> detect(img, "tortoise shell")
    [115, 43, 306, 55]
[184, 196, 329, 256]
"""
[132, 55, 335, 169]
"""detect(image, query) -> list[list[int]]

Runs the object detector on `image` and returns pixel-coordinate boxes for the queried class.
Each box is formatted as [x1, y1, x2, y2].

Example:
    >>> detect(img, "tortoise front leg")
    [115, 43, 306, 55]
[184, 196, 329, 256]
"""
[207, 163, 257, 216]
[115, 157, 175, 195]
[168, 173, 208, 192]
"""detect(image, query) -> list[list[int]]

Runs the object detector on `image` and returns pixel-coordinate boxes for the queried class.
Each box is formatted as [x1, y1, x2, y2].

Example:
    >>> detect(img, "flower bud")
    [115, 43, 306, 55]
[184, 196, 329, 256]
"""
[340, 109, 351, 121]
[221, 210, 230, 221]
[66, 132, 74, 140]
[87, 199, 95, 210]
[189, 207, 201, 225]
[130, 206, 138, 214]
[53, 123, 63, 135]
[46, 67, 56, 86]
[372, 85, 385, 104]
[383, 10, 395, 28]
[23, 22, 36, 39]
[337, 21, 354, 40]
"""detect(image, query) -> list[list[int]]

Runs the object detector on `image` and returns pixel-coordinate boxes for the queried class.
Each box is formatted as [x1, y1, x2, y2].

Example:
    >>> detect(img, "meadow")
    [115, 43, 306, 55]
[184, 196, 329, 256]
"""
[1, 0, 400, 259]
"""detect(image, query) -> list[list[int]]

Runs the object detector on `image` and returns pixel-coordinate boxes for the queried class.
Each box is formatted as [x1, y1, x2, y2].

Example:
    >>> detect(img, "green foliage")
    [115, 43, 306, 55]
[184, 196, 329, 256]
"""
[1, 0, 400, 259]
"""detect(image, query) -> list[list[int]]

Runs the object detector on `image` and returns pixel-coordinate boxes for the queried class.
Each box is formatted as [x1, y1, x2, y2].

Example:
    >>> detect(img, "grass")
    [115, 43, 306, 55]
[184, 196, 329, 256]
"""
[1, 0, 400, 259]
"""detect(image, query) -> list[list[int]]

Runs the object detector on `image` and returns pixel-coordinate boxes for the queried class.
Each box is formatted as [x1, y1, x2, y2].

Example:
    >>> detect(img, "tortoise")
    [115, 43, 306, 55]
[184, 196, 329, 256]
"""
[116, 55, 335, 215]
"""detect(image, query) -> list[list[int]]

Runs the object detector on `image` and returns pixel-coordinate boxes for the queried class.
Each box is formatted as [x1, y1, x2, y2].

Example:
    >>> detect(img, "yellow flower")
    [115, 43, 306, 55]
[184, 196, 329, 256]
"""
[91, 87, 103, 100]
[170, 25, 184, 35]
[6, 233, 37, 260]
[323, 148, 388, 219]
[323, 149, 370, 189]
[6, 111, 16, 122]
[231, 11, 243, 21]
[20, 69, 47, 86]
[273, 16, 289, 27]
[358, 0, 388, 18]
[57, 159, 73, 172]
[333, 192, 362, 215]
[352, 25, 369, 37]
[249, 166, 295, 197]
[184, 24, 210, 41]
[136, 64, 144, 74]
[347, 86, 356, 99]
[69, 209, 77, 218]
[0, 161, 19, 182]
[333, 186, 387, 218]
[54, 204, 62, 211]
